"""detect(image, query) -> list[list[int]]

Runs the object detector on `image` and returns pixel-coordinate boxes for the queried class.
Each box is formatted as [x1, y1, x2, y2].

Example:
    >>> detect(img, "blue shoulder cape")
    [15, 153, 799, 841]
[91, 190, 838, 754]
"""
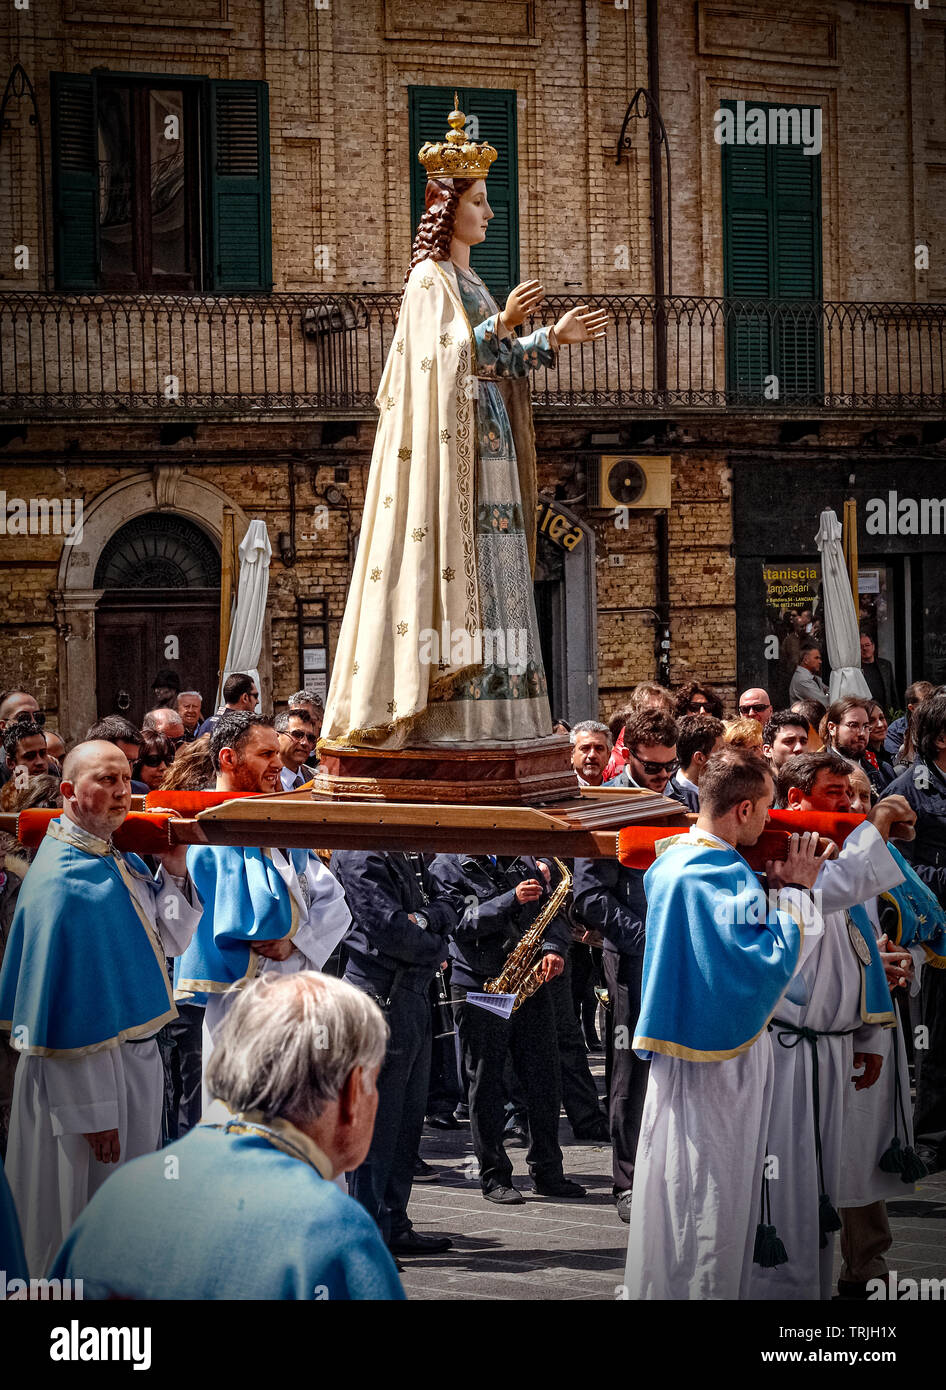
[845, 904, 898, 1023]
[877, 844, 946, 969]
[633, 836, 806, 1062]
[0, 822, 175, 1057]
[174, 845, 303, 1005]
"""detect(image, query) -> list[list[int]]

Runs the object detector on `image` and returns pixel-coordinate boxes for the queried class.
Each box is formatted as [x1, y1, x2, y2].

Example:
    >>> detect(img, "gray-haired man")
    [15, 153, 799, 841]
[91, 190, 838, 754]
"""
[50, 973, 404, 1300]
[570, 720, 612, 787]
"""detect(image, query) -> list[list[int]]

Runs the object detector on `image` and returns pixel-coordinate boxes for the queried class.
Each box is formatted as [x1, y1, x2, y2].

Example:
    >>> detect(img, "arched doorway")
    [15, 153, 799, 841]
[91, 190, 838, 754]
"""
[94, 512, 221, 723]
[533, 497, 598, 723]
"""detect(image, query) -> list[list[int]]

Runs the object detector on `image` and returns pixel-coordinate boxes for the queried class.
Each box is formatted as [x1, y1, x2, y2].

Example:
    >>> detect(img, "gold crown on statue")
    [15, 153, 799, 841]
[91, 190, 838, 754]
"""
[418, 93, 498, 180]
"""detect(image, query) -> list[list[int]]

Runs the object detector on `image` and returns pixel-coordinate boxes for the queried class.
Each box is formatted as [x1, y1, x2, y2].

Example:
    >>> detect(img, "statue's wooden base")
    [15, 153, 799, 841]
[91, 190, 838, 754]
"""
[311, 735, 579, 807]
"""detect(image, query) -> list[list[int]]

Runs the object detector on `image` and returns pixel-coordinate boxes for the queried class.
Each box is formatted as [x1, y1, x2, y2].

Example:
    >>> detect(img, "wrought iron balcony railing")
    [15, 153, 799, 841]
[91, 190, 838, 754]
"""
[0, 290, 943, 418]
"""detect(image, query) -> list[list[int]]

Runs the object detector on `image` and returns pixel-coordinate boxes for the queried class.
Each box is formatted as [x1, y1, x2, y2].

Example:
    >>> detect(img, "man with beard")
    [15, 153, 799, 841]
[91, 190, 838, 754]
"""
[175, 713, 351, 1107]
[822, 698, 885, 798]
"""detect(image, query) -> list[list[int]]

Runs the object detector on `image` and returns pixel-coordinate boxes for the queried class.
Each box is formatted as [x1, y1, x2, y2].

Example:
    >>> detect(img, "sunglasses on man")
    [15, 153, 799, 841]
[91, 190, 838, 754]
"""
[739, 703, 769, 715]
[631, 754, 680, 777]
[13, 710, 45, 727]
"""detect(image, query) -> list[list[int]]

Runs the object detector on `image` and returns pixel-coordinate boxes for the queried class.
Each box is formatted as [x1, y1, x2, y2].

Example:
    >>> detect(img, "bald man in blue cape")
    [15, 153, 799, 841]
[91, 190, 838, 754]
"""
[0, 741, 201, 1275]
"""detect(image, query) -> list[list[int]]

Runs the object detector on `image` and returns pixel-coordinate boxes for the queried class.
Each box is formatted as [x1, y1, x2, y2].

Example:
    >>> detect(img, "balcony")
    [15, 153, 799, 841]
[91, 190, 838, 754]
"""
[0, 290, 943, 422]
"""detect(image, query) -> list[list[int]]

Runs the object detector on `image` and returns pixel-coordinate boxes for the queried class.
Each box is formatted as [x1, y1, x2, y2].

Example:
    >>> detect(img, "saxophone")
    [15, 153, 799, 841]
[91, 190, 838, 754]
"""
[485, 858, 572, 1012]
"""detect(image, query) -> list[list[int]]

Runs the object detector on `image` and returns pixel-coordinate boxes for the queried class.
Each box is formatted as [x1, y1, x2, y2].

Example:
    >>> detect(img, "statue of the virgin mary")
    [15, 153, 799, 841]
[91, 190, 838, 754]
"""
[320, 98, 607, 750]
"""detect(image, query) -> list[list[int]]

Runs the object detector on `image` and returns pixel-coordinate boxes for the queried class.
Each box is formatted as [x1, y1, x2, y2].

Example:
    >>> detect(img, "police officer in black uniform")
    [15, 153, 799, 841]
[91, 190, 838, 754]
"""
[332, 848, 457, 1256]
[428, 853, 586, 1205]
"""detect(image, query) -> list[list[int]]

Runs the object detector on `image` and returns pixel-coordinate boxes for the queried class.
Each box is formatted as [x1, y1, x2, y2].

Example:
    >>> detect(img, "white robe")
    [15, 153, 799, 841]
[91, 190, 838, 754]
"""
[6, 862, 199, 1276]
[838, 896, 921, 1207]
[201, 851, 351, 1114]
[749, 820, 903, 1300]
[624, 828, 825, 1300]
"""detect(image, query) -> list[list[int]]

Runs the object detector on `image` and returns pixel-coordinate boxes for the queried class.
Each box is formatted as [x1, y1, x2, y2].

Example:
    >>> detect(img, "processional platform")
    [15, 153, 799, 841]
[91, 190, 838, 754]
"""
[186, 783, 689, 858]
[1, 785, 689, 860]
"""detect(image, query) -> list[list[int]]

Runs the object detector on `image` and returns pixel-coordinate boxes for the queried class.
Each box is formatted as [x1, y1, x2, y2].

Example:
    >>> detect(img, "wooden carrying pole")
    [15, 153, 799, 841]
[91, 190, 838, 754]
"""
[842, 497, 859, 608]
[218, 507, 236, 682]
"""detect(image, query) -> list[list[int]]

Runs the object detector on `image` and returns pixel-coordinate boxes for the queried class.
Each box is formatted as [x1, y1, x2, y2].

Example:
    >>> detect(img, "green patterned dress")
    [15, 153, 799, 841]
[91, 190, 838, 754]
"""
[413, 262, 556, 743]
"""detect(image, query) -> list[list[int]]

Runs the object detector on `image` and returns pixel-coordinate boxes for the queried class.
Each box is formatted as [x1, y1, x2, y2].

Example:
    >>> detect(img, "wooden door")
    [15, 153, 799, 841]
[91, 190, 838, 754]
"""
[95, 592, 220, 726]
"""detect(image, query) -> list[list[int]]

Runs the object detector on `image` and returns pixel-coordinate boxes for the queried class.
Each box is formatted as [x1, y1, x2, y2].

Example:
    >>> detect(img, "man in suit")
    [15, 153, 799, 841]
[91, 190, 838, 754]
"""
[884, 691, 946, 1172]
[331, 849, 457, 1257]
[789, 642, 830, 708]
[572, 849, 649, 1224]
[275, 708, 314, 790]
[860, 633, 897, 715]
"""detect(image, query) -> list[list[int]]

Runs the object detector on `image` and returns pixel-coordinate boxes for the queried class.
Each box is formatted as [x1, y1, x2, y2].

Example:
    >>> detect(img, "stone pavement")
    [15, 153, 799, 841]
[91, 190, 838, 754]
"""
[397, 1057, 946, 1301]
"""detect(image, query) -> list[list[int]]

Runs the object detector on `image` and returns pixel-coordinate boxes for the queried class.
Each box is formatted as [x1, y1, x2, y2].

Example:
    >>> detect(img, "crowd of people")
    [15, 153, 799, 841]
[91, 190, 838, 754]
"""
[0, 659, 945, 1301]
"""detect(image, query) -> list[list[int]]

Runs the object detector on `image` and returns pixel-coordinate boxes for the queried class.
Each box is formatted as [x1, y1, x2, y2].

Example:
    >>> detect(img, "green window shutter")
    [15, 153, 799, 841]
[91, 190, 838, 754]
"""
[208, 80, 272, 292]
[51, 73, 98, 291]
[772, 142, 822, 398]
[722, 103, 823, 402]
[408, 85, 519, 302]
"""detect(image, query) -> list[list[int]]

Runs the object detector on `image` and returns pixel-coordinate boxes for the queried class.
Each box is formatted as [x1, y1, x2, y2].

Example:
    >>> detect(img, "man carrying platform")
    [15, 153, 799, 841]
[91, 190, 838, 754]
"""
[623, 747, 828, 1299]
[174, 712, 351, 1109]
[0, 740, 201, 1274]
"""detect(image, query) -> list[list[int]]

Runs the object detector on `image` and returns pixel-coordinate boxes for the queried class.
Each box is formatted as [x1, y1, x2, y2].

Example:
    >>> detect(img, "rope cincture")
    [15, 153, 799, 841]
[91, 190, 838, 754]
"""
[879, 1033, 929, 1183]
[754, 1152, 788, 1268]
[771, 1017, 858, 1248]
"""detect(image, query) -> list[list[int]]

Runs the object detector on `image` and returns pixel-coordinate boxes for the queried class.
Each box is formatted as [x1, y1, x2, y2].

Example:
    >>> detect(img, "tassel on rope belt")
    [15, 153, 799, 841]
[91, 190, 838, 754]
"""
[770, 1016, 857, 1248]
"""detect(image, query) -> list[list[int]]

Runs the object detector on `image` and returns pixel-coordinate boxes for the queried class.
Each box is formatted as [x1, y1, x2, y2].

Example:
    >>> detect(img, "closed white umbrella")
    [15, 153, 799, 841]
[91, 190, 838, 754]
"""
[815, 508, 871, 703]
[217, 519, 272, 707]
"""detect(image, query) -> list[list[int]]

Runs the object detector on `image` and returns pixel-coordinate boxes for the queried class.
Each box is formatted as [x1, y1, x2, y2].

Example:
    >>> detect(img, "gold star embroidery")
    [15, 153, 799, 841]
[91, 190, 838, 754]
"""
[439, 333, 453, 347]
[440, 429, 451, 443]
[421, 357, 432, 372]
[385, 396, 395, 410]
[396, 622, 408, 637]
[370, 567, 382, 582]
[387, 699, 397, 715]
[352, 661, 359, 674]
[395, 340, 404, 353]
[383, 495, 393, 508]
[419, 275, 433, 289]
[411, 526, 428, 542]
[442, 566, 455, 581]
[398, 447, 412, 461]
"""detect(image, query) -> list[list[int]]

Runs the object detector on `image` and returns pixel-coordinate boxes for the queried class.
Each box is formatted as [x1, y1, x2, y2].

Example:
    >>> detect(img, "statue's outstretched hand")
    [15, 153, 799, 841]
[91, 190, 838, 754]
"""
[553, 305, 609, 345]
[500, 279, 544, 330]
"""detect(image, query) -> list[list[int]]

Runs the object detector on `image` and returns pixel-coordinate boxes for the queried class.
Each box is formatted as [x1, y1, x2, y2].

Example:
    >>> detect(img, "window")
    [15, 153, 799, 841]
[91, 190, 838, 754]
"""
[408, 85, 519, 302]
[51, 73, 272, 293]
[721, 101, 823, 403]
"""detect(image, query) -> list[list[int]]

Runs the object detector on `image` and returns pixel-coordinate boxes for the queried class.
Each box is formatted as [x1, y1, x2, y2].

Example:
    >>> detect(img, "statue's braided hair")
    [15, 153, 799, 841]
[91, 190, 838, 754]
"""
[403, 177, 476, 291]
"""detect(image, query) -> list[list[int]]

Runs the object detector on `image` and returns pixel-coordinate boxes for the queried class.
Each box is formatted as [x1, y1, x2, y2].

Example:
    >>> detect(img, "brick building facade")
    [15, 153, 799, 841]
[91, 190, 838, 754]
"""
[1, 0, 944, 743]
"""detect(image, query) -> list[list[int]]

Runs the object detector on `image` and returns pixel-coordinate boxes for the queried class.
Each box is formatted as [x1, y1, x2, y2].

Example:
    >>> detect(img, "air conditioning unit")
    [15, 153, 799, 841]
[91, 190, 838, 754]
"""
[588, 455, 671, 511]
